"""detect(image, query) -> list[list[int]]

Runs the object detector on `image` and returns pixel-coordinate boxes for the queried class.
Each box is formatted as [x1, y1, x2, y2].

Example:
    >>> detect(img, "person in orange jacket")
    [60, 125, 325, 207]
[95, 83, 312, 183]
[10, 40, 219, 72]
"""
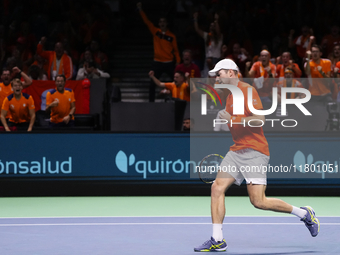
[36, 37, 73, 81]
[137, 2, 181, 102]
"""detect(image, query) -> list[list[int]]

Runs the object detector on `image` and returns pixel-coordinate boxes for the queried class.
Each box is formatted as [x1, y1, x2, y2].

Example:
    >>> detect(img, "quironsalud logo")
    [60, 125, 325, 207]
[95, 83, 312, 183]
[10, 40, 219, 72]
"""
[293, 150, 314, 173]
[115, 150, 135, 173]
[293, 150, 338, 179]
[114, 150, 192, 179]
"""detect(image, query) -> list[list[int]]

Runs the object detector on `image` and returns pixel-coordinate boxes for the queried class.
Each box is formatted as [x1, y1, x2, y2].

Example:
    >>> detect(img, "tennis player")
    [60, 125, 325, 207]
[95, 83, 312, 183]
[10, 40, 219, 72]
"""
[194, 59, 320, 252]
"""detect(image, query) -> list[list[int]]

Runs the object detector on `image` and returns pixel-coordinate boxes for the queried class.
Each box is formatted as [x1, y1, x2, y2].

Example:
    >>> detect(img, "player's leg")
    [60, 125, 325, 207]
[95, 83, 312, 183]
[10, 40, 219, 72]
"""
[246, 183, 320, 237]
[242, 148, 320, 237]
[194, 173, 235, 252]
[247, 183, 292, 212]
[194, 152, 243, 252]
[211, 174, 236, 228]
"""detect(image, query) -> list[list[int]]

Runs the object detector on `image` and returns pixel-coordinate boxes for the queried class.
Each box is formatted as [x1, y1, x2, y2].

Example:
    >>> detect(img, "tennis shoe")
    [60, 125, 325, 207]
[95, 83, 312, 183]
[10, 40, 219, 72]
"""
[300, 206, 320, 237]
[194, 236, 227, 252]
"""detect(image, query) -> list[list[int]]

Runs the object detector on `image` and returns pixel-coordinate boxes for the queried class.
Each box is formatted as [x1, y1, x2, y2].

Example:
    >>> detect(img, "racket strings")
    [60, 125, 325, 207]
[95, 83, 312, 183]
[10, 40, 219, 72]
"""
[198, 154, 224, 183]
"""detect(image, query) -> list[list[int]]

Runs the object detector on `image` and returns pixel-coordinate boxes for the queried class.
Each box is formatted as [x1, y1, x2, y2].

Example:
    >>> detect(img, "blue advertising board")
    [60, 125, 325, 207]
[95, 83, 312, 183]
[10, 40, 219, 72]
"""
[0, 133, 340, 185]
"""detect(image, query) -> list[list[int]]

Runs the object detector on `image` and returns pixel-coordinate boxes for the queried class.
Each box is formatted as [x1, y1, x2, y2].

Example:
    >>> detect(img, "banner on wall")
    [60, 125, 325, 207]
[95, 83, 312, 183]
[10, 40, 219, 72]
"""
[23, 80, 90, 114]
[0, 133, 339, 185]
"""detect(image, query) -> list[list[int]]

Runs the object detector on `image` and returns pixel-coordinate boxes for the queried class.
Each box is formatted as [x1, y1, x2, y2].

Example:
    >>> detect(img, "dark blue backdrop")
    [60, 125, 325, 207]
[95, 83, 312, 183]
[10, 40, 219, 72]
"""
[0, 133, 339, 185]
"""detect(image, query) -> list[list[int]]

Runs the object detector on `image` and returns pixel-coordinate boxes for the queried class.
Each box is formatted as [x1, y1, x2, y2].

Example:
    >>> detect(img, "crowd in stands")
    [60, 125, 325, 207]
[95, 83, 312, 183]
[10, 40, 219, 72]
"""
[2, 0, 340, 131]
[0, 0, 112, 82]
[0, 0, 113, 131]
[138, 0, 340, 103]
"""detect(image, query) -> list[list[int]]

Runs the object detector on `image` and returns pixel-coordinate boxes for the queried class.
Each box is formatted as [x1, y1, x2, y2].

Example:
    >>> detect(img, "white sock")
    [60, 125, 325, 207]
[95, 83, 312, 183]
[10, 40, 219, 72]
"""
[212, 224, 223, 242]
[291, 206, 307, 219]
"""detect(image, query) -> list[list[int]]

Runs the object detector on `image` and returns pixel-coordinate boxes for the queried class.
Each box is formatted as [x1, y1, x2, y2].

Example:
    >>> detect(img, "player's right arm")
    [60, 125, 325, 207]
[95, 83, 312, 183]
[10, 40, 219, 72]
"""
[148, 71, 165, 87]
[137, 2, 157, 34]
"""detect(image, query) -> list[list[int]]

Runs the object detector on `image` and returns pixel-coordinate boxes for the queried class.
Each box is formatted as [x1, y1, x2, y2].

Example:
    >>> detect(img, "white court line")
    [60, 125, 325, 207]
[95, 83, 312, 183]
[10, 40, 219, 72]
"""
[0, 223, 339, 227]
[0, 215, 339, 219]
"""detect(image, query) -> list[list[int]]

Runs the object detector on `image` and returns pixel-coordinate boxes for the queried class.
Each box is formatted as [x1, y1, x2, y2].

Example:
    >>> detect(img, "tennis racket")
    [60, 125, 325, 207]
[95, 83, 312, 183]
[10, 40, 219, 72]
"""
[198, 154, 224, 184]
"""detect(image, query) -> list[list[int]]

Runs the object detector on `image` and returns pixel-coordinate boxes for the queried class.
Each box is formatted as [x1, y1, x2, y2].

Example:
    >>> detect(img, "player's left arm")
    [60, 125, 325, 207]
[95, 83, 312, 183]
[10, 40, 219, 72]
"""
[12, 67, 32, 88]
[28, 108, 36, 132]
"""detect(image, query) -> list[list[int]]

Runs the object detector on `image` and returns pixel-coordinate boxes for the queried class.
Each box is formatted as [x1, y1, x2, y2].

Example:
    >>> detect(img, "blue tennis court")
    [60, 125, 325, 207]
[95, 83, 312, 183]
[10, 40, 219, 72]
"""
[1, 216, 339, 254]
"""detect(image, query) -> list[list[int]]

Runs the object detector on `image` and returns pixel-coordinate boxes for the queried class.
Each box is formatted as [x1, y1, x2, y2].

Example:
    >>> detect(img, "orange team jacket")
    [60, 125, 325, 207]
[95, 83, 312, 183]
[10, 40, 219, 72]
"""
[276, 63, 302, 79]
[0, 83, 14, 118]
[36, 43, 73, 80]
[225, 81, 269, 156]
[2, 93, 35, 123]
[250, 61, 276, 98]
[164, 82, 190, 101]
[140, 10, 180, 64]
[275, 79, 303, 99]
[306, 59, 332, 96]
[46, 88, 75, 123]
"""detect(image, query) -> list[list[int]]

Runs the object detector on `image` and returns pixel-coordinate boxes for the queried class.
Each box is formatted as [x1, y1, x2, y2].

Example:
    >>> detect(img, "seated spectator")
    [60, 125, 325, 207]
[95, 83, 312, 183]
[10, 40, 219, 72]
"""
[1, 78, 35, 131]
[36, 37, 73, 80]
[245, 50, 276, 103]
[182, 118, 194, 131]
[328, 45, 340, 77]
[90, 40, 108, 71]
[79, 50, 95, 68]
[80, 41, 109, 72]
[174, 50, 201, 78]
[276, 52, 302, 81]
[226, 43, 250, 76]
[275, 68, 304, 100]
[5, 57, 21, 72]
[76, 60, 110, 80]
[148, 70, 190, 102]
[45, 75, 76, 128]
[31, 54, 49, 75]
[9, 37, 34, 73]
[289, 26, 313, 61]
[305, 44, 332, 102]
[63, 38, 79, 80]
[28, 65, 48, 80]
[252, 44, 271, 63]
[321, 25, 340, 57]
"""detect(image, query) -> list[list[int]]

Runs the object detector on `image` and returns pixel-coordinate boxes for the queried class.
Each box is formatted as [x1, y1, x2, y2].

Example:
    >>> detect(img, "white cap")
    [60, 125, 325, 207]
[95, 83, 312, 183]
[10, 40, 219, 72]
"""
[208, 59, 238, 76]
